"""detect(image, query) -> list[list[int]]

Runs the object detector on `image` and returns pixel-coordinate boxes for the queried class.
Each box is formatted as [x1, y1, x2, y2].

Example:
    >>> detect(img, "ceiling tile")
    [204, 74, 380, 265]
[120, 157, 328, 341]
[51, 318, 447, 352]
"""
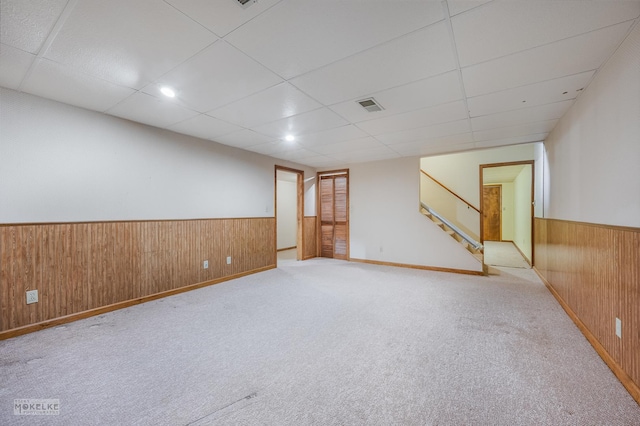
[473, 119, 558, 142]
[474, 133, 547, 149]
[309, 137, 386, 155]
[290, 23, 456, 105]
[392, 133, 475, 156]
[471, 100, 572, 131]
[165, 0, 282, 37]
[0, 43, 34, 89]
[295, 125, 369, 148]
[356, 100, 468, 136]
[245, 140, 298, 155]
[208, 82, 321, 127]
[225, 0, 444, 79]
[21, 58, 136, 112]
[168, 114, 242, 141]
[271, 148, 319, 161]
[212, 129, 275, 149]
[252, 108, 348, 139]
[293, 155, 338, 168]
[329, 71, 463, 123]
[328, 146, 400, 163]
[143, 41, 282, 113]
[467, 71, 594, 117]
[44, 0, 217, 89]
[462, 21, 633, 97]
[417, 141, 477, 157]
[453, 0, 640, 67]
[447, 0, 492, 17]
[376, 119, 471, 146]
[107, 92, 199, 128]
[0, 0, 67, 53]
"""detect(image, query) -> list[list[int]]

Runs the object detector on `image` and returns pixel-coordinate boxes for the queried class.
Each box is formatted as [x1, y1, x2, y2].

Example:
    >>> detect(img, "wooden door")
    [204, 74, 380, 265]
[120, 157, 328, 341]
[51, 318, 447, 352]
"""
[319, 173, 349, 259]
[483, 185, 502, 241]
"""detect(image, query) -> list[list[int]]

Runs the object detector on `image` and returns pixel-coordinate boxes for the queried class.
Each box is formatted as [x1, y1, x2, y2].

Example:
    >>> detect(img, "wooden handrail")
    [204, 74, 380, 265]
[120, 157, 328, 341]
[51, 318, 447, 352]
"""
[420, 169, 480, 213]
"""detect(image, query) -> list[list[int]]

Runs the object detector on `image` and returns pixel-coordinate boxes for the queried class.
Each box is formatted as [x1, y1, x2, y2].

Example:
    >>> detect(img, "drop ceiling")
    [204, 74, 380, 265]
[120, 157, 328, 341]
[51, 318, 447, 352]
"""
[1, 0, 638, 169]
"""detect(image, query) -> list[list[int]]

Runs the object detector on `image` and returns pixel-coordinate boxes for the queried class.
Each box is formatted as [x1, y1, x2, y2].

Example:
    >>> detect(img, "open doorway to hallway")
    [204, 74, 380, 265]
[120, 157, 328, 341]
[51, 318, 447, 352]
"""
[275, 167, 303, 263]
[480, 161, 534, 269]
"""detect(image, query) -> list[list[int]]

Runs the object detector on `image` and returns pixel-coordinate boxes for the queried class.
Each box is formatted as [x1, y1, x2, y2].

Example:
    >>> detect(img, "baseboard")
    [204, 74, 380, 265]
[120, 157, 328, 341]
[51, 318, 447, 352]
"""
[510, 241, 532, 266]
[533, 266, 640, 405]
[350, 258, 484, 276]
[0, 265, 275, 341]
[277, 246, 297, 252]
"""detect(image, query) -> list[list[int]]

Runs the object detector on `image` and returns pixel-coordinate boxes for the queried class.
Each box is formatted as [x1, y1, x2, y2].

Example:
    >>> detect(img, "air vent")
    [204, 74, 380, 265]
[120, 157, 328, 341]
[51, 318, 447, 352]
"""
[236, 0, 256, 9]
[357, 98, 384, 113]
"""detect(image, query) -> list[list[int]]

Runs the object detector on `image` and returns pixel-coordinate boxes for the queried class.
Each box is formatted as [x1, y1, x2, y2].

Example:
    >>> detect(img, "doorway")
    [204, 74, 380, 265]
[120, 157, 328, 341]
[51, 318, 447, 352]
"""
[480, 161, 534, 268]
[275, 166, 304, 263]
[317, 170, 349, 260]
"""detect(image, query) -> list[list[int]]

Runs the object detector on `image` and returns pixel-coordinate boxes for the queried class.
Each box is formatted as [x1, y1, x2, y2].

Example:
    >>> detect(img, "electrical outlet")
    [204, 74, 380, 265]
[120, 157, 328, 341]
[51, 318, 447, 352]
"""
[615, 318, 622, 338]
[26, 290, 38, 304]
[226, 256, 232, 265]
[203, 260, 208, 269]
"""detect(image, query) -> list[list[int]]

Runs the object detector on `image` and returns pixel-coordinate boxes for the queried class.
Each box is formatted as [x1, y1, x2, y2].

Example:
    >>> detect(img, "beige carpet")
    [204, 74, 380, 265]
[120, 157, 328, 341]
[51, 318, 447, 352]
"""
[484, 241, 531, 269]
[1, 259, 638, 425]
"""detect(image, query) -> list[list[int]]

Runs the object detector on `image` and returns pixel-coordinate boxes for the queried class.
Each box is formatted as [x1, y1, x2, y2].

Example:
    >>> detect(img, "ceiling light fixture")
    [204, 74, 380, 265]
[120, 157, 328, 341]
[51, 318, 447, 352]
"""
[160, 86, 176, 98]
[285, 134, 295, 142]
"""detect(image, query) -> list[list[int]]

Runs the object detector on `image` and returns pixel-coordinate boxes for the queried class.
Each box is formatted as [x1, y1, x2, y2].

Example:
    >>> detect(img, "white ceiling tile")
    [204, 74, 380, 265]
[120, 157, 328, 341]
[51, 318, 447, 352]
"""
[310, 137, 386, 155]
[453, 0, 640, 67]
[474, 133, 548, 149]
[329, 71, 463, 123]
[252, 108, 348, 139]
[107, 92, 199, 128]
[462, 22, 633, 97]
[225, 0, 444, 79]
[357, 100, 468, 136]
[208, 82, 321, 127]
[143, 41, 282, 113]
[168, 114, 242, 141]
[22, 58, 136, 112]
[165, 0, 282, 37]
[271, 148, 319, 161]
[44, 0, 217, 89]
[447, 0, 492, 17]
[467, 71, 594, 117]
[0, 43, 34, 89]
[393, 135, 475, 156]
[376, 119, 471, 146]
[473, 119, 558, 142]
[0, 0, 67, 53]
[416, 141, 477, 157]
[290, 23, 456, 105]
[245, 140, 299, 155]
[295, 155, 339, 168]
[295, 125, 369, 148]
[212, 129, 275, 148]
[329, 146, 400, 163]
[471, 100, 572, 131]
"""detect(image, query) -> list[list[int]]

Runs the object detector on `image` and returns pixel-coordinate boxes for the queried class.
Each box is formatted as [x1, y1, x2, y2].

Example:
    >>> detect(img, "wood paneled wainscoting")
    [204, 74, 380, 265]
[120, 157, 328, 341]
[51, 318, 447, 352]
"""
[534, 217, 640, 404]
[0, 218, 275, 339]
[303, 216, 317, 260]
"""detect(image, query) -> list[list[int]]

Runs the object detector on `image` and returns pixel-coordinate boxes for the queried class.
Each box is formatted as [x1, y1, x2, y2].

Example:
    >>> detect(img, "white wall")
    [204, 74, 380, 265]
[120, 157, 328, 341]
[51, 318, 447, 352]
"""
[0, 88, 316, 223]
[544, 22, 640, 228]
[513, 166, 532, 261]
[421, 143, 540, 208]
[497, 182, 515, 241]
[276, 179, 297, 249]
[350, 157, 482, 272]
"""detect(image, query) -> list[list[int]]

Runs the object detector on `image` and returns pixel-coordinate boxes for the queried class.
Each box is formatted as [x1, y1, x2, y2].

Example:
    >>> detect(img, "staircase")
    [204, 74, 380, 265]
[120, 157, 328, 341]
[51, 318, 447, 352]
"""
[420, 202, 488, 275]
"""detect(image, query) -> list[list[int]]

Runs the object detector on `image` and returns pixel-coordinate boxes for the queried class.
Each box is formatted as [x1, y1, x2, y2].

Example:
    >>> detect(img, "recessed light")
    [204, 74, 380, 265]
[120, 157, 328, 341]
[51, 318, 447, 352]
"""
[160, 86, 176, 98]
[285, 134, 295, 142]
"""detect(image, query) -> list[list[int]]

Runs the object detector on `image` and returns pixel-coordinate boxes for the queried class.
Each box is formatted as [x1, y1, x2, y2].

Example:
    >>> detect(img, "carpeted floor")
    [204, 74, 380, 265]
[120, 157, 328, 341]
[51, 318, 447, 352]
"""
[484, 241, 531, 269]
[1, 259, 638, 425]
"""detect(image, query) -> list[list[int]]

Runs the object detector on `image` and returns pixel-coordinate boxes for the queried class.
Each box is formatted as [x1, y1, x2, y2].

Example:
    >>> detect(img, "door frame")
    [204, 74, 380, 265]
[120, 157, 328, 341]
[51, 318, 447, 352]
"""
[482, 184, 503, 242]
[275, 165, 304, 262]
[479, 160, 535, 264]
[316, 169, 350, 259]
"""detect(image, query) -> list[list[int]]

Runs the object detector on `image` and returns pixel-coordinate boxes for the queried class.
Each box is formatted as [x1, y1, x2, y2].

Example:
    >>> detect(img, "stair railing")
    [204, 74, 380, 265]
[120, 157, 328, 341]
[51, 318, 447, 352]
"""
[421, 202, 483, 251]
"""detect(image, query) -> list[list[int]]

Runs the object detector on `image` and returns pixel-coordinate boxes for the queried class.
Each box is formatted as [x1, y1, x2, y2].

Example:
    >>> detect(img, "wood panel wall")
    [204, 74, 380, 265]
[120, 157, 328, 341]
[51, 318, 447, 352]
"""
[303, 216, 317, 260]
[534, 217, 640, 402]
[0, 218, 275, 336]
